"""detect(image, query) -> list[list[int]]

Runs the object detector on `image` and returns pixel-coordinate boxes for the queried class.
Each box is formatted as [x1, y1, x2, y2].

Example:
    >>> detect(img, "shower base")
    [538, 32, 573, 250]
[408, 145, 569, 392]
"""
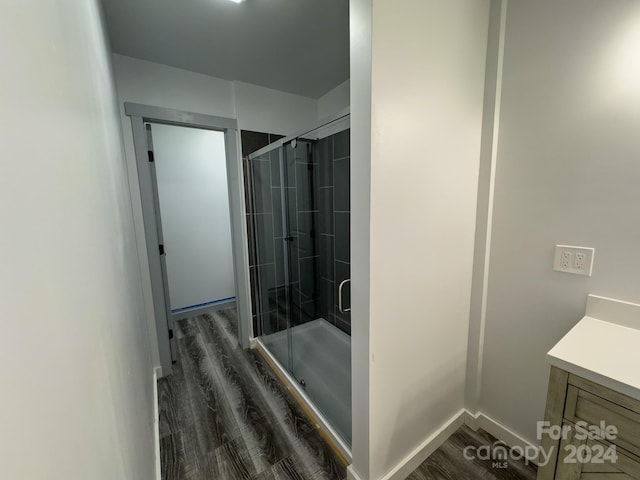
[259, 318, 352, 452]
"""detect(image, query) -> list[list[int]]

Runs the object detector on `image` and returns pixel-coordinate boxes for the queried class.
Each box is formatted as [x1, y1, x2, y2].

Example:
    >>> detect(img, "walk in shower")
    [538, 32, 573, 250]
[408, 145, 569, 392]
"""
[245, 114, 351, 453]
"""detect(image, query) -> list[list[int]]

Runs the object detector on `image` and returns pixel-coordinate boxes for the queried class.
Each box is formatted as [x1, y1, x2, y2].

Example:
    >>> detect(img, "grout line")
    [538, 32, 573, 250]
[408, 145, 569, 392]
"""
[332, 135, 337, 323]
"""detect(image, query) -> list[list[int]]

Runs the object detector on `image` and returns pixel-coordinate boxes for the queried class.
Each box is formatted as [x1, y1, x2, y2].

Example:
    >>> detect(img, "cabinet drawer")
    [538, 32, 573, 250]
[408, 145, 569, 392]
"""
[565, 385, 640, 459]
[555, 422, 640, 480]
[569, 375, 640, 416]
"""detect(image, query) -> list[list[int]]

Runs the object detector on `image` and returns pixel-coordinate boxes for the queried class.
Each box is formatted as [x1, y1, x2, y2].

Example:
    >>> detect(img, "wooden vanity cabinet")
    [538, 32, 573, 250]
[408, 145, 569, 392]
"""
[537, 367, 640, 480]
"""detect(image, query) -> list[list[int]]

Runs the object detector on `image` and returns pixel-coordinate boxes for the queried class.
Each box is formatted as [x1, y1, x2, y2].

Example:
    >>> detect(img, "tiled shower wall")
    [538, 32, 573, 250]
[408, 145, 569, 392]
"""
[241, 128, 350, 338]
[314, 129, 351, 335]
[241, 131, 285, 337]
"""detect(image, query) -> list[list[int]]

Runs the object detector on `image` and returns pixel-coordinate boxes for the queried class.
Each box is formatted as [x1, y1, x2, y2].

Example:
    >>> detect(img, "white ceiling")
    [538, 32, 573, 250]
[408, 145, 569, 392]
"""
[100, 0, 349, 98]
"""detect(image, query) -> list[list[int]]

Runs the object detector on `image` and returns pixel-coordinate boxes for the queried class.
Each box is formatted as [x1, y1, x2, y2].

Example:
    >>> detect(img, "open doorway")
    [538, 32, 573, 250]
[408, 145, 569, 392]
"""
[150, 123, 235, 319]
[126, 103, 251, 375]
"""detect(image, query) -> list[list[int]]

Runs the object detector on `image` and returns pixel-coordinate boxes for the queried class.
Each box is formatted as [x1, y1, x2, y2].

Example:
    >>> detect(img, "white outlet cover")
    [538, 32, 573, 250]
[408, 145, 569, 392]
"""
[554, 245, 595, 276]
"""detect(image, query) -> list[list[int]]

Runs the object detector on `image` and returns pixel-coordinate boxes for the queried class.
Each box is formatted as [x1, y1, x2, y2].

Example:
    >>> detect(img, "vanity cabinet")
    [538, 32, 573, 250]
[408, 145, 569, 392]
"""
[538, 367, 640, 480]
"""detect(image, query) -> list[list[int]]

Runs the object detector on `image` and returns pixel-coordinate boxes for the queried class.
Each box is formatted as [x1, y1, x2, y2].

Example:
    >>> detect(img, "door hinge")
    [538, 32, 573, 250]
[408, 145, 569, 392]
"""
[159, 244, 165, 256]
[168, 329, 174, 339]
[148, 150, 155, 163]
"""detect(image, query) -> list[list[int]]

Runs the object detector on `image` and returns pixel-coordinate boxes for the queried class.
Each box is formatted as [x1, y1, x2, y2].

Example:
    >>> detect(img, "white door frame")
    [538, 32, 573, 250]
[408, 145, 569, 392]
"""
[125, 102, 253, 376]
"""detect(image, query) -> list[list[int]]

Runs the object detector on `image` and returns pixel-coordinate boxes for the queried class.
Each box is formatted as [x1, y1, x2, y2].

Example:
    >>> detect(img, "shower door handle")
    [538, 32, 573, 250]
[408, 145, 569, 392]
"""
[338, 279, 351, 314]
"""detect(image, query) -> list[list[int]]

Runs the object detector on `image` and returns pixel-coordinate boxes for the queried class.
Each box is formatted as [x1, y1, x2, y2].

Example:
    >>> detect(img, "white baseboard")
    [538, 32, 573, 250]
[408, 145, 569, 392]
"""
[346, 465, 364, 480]
[464, 410, 540, 465]
[380, 409, 466, 480]
[153, 366, 162, 480]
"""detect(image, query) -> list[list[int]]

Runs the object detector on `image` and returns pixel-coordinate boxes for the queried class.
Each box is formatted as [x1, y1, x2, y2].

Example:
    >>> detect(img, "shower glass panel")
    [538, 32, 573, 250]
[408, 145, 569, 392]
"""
[248, 118, 351, 446]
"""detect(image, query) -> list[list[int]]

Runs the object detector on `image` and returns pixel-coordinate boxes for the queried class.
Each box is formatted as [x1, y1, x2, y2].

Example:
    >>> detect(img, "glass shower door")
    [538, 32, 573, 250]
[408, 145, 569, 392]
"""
[284, 131, 352, 446]
[250, 123, 352, 447]
[248, 145, 291, 373]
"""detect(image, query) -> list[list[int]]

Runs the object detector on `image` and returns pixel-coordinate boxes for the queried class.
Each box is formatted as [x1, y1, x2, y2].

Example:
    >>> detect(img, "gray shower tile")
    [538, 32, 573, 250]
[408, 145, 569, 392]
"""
[268, 284, 280, 312]
[270, 149, 281, 187]
[299, 256, 318, 300]
[252, 161, 273, 214]
[318, 187, 334, 235]
[288, 281, 301, 308]
[241, 130, 269, 157]
[254, 214, 275, 265]
[334, 158, 350, 212]
[260, 311, 281, 337]
[272, 188, 284, 237]
[300, 300, 318, 324]
[318, 235, 334, 281]
[256, 264, 276, 316]
[283, 187, 297, 234]
[274, 239, 286, 287]
[295, 212, 316, 258]
[268, 133, 285, 144]
[318, 279, 335, 322]
[284, 144, 297, 186]
[296, 163, 317, 212]
[334, 213, 350, 263]
[333, 129, 350, 160]
[250, 266, 260, 318]
[316, 137, 334, 188]
[334, 317, 351, 336]
[243, 157, 254, 215]
[274, 287, 290, 331]
[288, 247, 300, 284]
[294, 140, 312, 163]
[246, 215, 257, 267]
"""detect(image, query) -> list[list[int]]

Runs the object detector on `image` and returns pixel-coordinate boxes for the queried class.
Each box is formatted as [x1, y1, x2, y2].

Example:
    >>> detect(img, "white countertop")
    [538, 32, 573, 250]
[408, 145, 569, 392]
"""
[547, 295, 640, 401]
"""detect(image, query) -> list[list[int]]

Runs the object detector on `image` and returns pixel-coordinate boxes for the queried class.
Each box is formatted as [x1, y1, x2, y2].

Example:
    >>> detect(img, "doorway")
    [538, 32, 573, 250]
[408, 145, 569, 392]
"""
[126, 103, 251, 375]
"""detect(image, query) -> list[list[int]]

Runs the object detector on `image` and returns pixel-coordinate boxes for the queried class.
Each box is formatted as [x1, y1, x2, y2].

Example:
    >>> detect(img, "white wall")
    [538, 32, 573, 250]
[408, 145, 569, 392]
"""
[318, 80, 350, 120]
[112, 53, 237, 117]
[0, 2, 155, 479]
[112, 53, 238, 367]
[473, 0, 640, 446]
[350, 1, 490, 478]
[111, 55, 321, 365]
[349, 0, 373, 478]
[152, 124, 235, 311]
[234, 81, 318, 133]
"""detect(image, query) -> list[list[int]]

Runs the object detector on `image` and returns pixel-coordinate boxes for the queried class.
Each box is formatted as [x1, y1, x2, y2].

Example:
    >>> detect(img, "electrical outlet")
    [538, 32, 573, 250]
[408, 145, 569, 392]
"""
[554, 245, 595, 276]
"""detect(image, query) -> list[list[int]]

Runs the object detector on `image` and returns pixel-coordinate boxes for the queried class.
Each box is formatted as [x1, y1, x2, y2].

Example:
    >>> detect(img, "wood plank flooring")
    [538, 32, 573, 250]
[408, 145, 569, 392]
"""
[408, 426, 538, 480]
[158, 308, 537, 480]
[158, 309, 347, 480]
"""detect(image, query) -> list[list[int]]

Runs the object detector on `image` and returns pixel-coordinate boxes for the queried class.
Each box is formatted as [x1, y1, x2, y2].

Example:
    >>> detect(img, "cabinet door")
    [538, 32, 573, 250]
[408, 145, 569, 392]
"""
[555, 423, 640, 479]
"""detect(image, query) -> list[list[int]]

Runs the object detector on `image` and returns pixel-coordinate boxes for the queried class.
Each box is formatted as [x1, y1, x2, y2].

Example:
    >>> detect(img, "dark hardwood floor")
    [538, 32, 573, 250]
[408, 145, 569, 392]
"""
[408, 426, 538, 480]
[158, 309, 347, 480]
[158, 308, 537, 480]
